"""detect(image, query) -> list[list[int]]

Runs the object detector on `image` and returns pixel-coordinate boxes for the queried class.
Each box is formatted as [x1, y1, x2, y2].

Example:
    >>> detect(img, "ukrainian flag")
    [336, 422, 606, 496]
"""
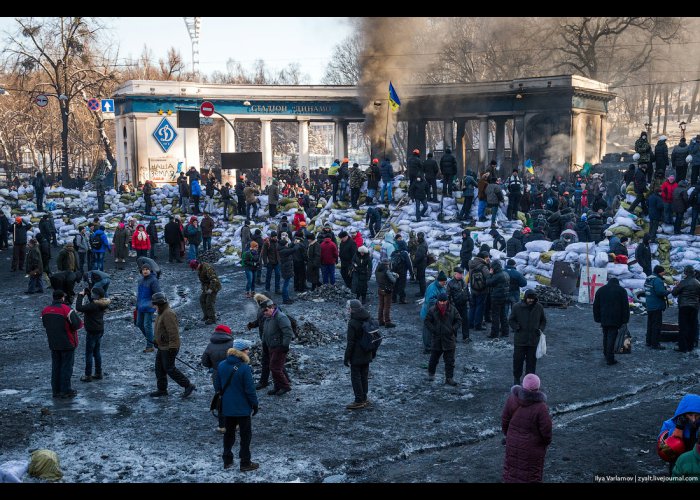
[389, 82, 401, 112]
[525, 159, 534, 175]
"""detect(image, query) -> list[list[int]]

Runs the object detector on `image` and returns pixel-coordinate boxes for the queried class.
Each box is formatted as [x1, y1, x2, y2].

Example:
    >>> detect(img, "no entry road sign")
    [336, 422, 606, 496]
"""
[200, 101, 215, 117]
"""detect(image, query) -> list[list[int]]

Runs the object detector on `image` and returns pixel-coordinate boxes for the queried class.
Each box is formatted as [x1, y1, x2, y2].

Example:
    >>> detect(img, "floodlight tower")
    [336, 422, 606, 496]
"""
[183, 17, 202, 78]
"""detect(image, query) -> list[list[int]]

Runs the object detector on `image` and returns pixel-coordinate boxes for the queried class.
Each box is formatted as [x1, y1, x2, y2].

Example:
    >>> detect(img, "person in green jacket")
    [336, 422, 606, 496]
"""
[672, 440, 700, 478]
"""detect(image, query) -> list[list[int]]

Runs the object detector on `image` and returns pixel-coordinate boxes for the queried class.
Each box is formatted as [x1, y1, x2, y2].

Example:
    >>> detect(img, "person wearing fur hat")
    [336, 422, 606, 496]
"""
[344, 299, 375, 409]
[150, 292, 195, 398]
[76, 286, 110, 382]
[215, 340, 259, 471]
[351, 246, 372, 304]
[425, 292, 461, 386]
[184, 216, 202, 262]
[190, 259, 222, 324]
[509, 290, 546, 386]
[501, 373, 552, 482]
[201, 324, 233, 432]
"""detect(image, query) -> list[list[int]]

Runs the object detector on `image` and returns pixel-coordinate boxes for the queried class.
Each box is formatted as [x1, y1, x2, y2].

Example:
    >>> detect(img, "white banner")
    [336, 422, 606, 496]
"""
[147, 157, 185, 185]
[578, 266, 608, 304]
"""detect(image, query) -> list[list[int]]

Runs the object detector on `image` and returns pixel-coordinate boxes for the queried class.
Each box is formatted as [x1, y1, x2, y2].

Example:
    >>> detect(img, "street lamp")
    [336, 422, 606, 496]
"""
[644, 122, 652, 137]
[680, 121, 687, 140]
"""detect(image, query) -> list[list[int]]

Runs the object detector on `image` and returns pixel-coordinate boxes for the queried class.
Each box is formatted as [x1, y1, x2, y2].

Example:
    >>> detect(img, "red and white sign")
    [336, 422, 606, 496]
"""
[200, 101, 215, 117]
[578, 267, 608, 304]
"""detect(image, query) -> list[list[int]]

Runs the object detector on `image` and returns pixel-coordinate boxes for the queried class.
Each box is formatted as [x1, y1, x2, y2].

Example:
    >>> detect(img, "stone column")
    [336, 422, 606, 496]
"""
[495, 117, 506, 174]
[407, 119, 427, 157]
[443, 119, 454, 151]
[478, 115, 489, 171]
[298, 118, 310, 179]
[599, 114, 607, 160]
[455, 119, 466, 176]
[220, 118, 236, 186]
[134, 116, 149, 184]
[334, 119, 348, 160]
[260, 118, 273, 188]
[571, 111, 585, 167]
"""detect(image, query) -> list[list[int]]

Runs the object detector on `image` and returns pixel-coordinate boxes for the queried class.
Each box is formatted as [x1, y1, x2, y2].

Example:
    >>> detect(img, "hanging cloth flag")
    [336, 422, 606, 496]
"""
[177, 161, 183, 173]
[525, 158, 534, 175]
[389, 82, 401, 112]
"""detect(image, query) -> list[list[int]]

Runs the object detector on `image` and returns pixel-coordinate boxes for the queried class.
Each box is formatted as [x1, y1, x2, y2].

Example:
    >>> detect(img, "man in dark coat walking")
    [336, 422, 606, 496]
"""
[163, 216, 184, 263]
[146, 217, 159, 260]
[635, 234, 652, 276]
[423, 152, 440, 201]
[509, 289, 546, 386]
[439, 148, 457, 196]
[32, 170, 46, 212]
[344, 299, 376, 409]
[338, 231, 358, 289]
[592, 277, 630, 365]
[42, 289, 83, 398]
[486, 260, 511, 338]
[460, 229, 474, 270]
[406, 149, 423, 189]
[11, 216, 31, 271]
[425, 292, 461, 386]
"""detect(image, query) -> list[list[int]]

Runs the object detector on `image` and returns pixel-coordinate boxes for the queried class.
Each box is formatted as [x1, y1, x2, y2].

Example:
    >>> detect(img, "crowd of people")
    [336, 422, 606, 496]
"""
[7, 131, 700, 481]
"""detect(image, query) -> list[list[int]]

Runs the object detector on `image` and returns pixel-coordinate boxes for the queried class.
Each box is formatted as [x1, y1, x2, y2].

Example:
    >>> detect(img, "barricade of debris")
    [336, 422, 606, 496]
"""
[297, 284, 355, 303]
[533, 285, 571, 308]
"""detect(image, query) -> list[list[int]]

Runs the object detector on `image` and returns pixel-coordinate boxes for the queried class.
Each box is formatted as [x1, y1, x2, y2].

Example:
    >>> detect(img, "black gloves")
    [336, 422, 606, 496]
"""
[246, 322, 255, 330]
[251, 405, 259, 416]
[344, 359, 350, 367]
[282, 347, 289, 353]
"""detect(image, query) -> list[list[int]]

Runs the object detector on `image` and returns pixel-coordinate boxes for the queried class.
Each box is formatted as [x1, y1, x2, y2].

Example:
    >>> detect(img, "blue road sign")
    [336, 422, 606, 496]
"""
[153, 117, 178, 152]
[101, 99, 115, 113]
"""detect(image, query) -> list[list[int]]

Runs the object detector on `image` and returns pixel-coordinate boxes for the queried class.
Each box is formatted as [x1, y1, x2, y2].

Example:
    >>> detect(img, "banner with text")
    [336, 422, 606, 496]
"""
[147, 157, 185, 185]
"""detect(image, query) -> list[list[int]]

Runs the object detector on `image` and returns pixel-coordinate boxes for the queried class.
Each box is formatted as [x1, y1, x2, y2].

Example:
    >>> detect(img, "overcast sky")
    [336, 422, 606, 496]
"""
[0, 17, 353, 83]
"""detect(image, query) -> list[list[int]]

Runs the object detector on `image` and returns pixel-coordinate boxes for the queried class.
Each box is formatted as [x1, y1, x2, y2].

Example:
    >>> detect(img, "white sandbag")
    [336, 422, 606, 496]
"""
[515, 251, 529, 261]
[578, 253, 595, 266]
[528, 252, 541, 266]
[565, 242, 596, 254]
[595, 252, 609, 268]
[614, 207, 637, 220]
[610, 218, 641, 230]
[536, 261, 554, 271]
[524, 240, 552, 252]
[606, 263, 630, 276]
[550, 251, 567, 262]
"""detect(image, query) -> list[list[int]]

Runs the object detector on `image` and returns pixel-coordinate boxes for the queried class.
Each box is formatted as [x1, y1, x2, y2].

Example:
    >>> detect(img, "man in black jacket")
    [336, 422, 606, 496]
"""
[593, 277, 630, 365]
[32, 170, 46, 212]
[344, 299, 376, 409]
[410, 176, 429, 222]
[440, 148, 457, 196]
[635, 234, 652, 276]
[413, 232, 429, 297]
[425, 292, 461, 386]
[163, 216, 184, 263]
[0, 210, 9, 250]
[423, 152, 440, 201]
[338, 231, 358, 289]
[671, 266, 700, 353]
[506, 230, 524, 257]
[509, 289, 546, 386]
[375, 258, 396, 328]
[235, 177, 246, 216]
[406, 149, 423, 190]
[11, 216, 31, 271]
[446, 267, 470, 342]
[460, 229, 474, 270]
[41, 290, 83, 398]
[76, 286, 110, 381]
[628, 163, 649, 215]
[146, 217, 159, 260]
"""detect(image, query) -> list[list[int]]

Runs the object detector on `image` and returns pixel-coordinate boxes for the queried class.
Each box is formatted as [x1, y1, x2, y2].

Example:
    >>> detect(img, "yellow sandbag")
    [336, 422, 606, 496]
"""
[28, 449, 62, 481]
[390, 222, 400, 233]
[283, 201, 299, 210]
[535, 275, 551, 285]
[610, 226, 633, 237]
[335, 220, 350, 227]
[626, 183, 635, 194]
[351, 214, 363, 221]
[517, 212, 527, 225]
[279, 197, 294, 205]
[540, 250, 555, 263]
[634, 230, 646, 239]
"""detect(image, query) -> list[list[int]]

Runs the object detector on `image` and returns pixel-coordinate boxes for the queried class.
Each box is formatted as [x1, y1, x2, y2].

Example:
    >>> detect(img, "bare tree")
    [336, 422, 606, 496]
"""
[3, 17, 116, 182]
[322, 33, 363, 85]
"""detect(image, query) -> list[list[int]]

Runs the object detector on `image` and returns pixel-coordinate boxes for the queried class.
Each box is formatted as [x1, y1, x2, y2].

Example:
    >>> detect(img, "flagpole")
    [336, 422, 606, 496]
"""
[384, 99, 390, 159]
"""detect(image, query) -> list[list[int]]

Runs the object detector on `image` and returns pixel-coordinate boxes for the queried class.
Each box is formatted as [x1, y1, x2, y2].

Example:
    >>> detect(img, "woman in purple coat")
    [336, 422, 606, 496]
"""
[501, 373, 552, 483]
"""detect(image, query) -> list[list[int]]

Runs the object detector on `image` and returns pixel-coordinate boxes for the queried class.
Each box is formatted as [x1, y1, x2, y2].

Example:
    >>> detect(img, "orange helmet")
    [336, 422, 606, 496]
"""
[412, 149, 420, 154]
[372, 159, 379, 164]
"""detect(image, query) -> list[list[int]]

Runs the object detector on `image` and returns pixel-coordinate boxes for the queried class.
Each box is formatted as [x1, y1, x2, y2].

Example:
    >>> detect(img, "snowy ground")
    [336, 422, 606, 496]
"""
[0, 244, 699, 483]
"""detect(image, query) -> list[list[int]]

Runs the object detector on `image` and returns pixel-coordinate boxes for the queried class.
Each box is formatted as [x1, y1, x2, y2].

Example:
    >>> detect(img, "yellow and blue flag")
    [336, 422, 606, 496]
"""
[389, 82, 401, 112]
[524, 159, 534, 175]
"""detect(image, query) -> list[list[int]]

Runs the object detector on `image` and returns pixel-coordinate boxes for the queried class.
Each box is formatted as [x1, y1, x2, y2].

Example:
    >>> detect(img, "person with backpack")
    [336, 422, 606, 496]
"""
[42, 289, 83, 398]
[506, 169, 522, 220]
[73, 226, 90, 272]
[468, 251, 490, 331]
[90, 225, 111, 272]
[75, 286, 110, 382]
[425, 292, 461, 386]
[201, 324, 233, 433]
[214, 338, 259, 472]
[344, 299, 377, 409]
[351, 246, 372, 305]
[260, 297, 293, 396]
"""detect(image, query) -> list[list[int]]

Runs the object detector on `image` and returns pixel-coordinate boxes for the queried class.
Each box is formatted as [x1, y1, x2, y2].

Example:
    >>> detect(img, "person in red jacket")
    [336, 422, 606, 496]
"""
[131, 224, 151, 258]
[351, 228, 364, 249]
[501, 373, 552, 483]
[320, 235, 339, 285]
[661, 174, 678, 225]
[292, 208, 306, 232]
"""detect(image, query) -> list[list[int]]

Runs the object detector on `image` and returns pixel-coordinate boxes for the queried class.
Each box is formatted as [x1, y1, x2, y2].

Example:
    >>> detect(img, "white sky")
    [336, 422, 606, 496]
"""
[0, 17, 353, 83]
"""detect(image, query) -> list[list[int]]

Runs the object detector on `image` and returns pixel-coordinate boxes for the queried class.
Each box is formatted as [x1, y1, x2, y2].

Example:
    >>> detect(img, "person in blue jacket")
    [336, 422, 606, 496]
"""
[504, 259, 527, 318]
[214, 339, 259, 472]
[190, 178, 202, 215]
[136, 262, 162, 352]
[91, 225, 111, 271]
[644, 265, 671, 349]
[658, 394, 700, 474]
